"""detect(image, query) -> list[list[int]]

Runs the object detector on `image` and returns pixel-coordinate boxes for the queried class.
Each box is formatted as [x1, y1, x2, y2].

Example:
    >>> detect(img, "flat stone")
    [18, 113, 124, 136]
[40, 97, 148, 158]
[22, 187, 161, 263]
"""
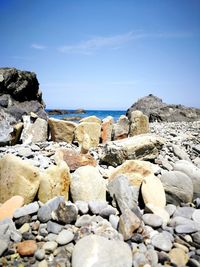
[47, 221, 63, 234]
[192, 232, 200, 244]
[173, 207, 195, 219]
[17, 240, 37, 256]
[15, 215, 32, 228]
[175, 224, 199, 234]
[145, 203, 170, 224]
[141, 175, 166, 208]
[0, 196, 24, 221]
[192, 209, 200, 223]
[56, 229, 74, 245]
[42, 241, 58, 254]
[75, 215, 94, 227]
[165, 204, 176, 217]
[10, 230, 22, 242]
[72, 235, 132, 267]
[142, 214, 163, 228]
[0, 239, 8, 256]
[14, 202, 39, 218]
[100, 205, 117, 217]
[35, 249, 45, 261]
[169, 248, 189, 266]
[151, 233, 172, 252]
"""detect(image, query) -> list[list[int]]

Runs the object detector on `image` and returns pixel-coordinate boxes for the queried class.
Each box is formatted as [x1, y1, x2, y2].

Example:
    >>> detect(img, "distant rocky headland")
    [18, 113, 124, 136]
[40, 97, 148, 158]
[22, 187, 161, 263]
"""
[0, 68, 200, 267]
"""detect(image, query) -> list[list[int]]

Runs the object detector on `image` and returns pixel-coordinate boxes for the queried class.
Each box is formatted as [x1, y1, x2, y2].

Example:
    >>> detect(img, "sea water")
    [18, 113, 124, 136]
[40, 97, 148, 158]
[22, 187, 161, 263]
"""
[47, 110, 126, 122]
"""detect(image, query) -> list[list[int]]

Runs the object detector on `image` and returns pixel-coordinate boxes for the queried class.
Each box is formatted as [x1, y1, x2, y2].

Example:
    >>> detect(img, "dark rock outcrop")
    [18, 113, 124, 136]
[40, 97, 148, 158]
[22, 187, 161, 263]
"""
[126, 94, 200, 122]
[0, 68, 47, 145]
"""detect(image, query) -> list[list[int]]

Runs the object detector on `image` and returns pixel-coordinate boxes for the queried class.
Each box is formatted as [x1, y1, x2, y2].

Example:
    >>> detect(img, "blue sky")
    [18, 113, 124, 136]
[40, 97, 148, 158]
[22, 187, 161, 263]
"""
[0, 0, 200, 109]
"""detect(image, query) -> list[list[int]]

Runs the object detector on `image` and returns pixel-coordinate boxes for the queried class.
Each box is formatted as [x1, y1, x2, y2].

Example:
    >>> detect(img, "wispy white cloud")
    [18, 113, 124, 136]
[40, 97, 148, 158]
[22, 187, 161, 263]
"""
[58, 31, 193, 55]
[31, 43, 46, 50]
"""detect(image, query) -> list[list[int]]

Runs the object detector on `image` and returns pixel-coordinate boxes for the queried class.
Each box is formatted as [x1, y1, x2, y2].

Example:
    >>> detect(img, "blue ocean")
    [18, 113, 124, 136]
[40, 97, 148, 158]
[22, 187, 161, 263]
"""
[47, 110, 126, 122]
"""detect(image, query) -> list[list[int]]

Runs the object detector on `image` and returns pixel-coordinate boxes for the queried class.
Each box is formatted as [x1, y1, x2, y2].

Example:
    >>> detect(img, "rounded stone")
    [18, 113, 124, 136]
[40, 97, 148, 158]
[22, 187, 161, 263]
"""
[42, 241, 58, 254]
[169, 248, 189, 266]
[151, 233, 172, 252]
[56, 229, 74, 245]
[35, 249, 45, 261]
[142, 214, 163, 228]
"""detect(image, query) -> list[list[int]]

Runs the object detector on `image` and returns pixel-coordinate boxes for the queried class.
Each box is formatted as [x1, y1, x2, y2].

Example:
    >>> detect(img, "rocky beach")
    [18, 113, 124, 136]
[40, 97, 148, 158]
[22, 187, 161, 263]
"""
[1, 68, 200, 267]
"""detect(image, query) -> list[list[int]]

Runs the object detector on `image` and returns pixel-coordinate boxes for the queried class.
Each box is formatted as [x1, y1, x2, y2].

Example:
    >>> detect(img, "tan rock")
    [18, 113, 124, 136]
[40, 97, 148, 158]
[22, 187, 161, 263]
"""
[11, 122, 23, 145]
[145, 203, 170, 224]
[48, 118, 77, 143]
[141, 175, 166, 208]
[75, 122, 101, 148]
[168, 248, 189, 266]
[101, 116, 114, 143]
[19, 223, 30, 234]
[38, 160, 71, 203]
[100, 134, 165, 166]
[0, 196, 24, 221]
[21, 116, 48, 144]
[109, 160, 154, 186]
[81, 133, 91, 153]
[129, 110, 149, 136]
[119, 208, 141, 240]
[113, 115, 129, 140]
[80, 116, 101, 124]
[70, 166, 106, 202]
[55, 148, 96, 171]
[17, 240, 37, 256]
[0, 154, 40, 204]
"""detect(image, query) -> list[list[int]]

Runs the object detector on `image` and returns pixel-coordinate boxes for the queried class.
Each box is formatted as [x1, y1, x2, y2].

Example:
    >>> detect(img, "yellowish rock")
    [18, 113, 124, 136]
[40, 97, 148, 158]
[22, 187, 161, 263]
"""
[141, 175, 166, 208]
[38, 160, 71, 203]
[80, 116, 101, 124]
[75, 122, 101, 148]
[0, 154, 40, 204]
[109, 160, 154, 186]
[0, 196, 24, 221]
[129, 110, 149, 136]
[19, 223, 30, 234]
[168, 248, 189, 266]
[48, 118, 77, 143]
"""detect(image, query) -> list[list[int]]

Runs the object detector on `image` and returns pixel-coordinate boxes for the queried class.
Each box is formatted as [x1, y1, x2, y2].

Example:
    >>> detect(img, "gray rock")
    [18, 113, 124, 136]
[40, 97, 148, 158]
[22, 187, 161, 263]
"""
[151, 233, 172, 252]
[165, 204, 176, 217]
[46, 233, 57, 242]
[132, 252, 147, 267]
[173, 207, 195, 219]
[35, 249, 45, 261]
[192, 232, 200, 244]
[109, 214, 119, 230]
[100, 205, 117, 217]
[75, 201, 89, 214]
[88, 200, 108, 214]
[75, 215, 94, 227]
[72, 235, 132, 267]
[0, 239, 8, 257]
[56, 229, 74, 245]
[192, 209, 200, 223]
[173, 160, 200, 199]
[17, 146, 33, 158]
[160, 171, 193, 205]
[171, 144, 191, 161]
[175, 224, 199, 234]
[47, 221, 63, 234]
[14, 202, 39, 218]
[142, 214, 163, 228]
[107, 175, 141, 217]
[10, 230, 22, 242]
[37, 205, 52, 223]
